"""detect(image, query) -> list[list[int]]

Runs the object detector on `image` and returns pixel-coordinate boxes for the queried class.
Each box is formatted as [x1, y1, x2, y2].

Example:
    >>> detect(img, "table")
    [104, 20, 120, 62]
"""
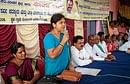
[62, 51, 130, 84]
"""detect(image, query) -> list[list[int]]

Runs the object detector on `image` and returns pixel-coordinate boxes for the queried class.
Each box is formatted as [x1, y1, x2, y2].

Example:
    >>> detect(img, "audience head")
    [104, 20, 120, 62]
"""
[97, 32, 105, 41]
[123, 33, 128, 40]
[118, 32, 124, 40]
[11, 42, 26, 59]
[120, 22, 125, 27]
[111, 34, 117, 42]
[88, 35, 95, 46]
[105, 34, 111, 43]
[50, 13, 65, 32]
[109, 21, 115, 28]
[73, 35, 84, 50]
[94, 35, 100, 44]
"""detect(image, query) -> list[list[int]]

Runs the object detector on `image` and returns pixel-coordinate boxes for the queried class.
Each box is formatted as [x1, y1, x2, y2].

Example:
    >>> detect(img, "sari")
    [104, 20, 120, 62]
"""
[106, 42, 113, 52]
[106, 41, 119, 52]
[2, 58, 44, 84]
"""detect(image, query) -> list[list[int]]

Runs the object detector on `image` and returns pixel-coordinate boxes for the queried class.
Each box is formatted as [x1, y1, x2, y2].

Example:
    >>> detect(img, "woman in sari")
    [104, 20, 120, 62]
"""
[2, 42, 43, 84]
[43, 13, 73, 76]
[111, 34, 119, 51]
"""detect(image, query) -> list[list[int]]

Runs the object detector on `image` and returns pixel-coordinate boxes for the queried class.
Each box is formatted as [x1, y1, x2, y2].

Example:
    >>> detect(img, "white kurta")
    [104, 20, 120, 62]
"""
[84, 43, 94, 57]
[99, 41, 108, 54]
[119, 41, 130, 51]
[71, 46, 92, 67]
[92, 41, 109, 60]
[84, 43, 104, 61]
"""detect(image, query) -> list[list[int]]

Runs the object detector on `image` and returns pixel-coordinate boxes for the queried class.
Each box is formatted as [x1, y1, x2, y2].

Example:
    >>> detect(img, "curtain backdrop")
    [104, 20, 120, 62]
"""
[0, 19, 88, 65]
[16, 24, 40, 58]
[83, 21, 87, 43]
[74, 20, 83, 37]
[66, 19, 74, 45]
[38, 24, 50, 57]
[0, 25, 16, 65]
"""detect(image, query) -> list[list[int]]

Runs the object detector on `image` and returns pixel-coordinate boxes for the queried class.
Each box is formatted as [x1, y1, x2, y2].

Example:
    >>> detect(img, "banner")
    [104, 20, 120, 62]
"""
[74, 20, 83, 36]
[0, 0, 65, 24]
[64, 0, 109, 20]
[0, 0, 109, 24]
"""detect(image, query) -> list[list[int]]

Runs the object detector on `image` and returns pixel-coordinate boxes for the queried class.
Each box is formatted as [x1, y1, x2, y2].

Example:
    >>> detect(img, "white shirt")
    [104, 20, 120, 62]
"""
[99, 41, 108, 53]
[84, 43, 105, 61]
[93, 41, 108, 61]
[119, 41, 130, 51]
[71, 46, 92, 67]
[84, 43, 94, 57]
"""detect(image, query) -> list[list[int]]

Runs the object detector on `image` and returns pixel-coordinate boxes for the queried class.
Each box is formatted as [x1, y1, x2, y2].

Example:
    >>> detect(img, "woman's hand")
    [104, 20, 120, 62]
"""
[61, 31, 69, 45]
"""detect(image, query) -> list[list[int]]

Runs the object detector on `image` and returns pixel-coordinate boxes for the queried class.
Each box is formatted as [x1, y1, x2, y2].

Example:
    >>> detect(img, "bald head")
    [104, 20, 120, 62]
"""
[94, 35, 100, 44]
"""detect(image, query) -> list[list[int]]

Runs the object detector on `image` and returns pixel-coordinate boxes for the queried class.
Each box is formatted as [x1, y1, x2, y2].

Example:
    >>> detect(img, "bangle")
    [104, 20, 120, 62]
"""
[59, 43, 64, 47]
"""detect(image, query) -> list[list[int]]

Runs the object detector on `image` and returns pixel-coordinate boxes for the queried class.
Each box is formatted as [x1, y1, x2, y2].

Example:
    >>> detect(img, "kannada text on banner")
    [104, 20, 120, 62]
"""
[64, 0, 109, 20]
[0, 0, 110, 24]
[0, 0, 64, 24]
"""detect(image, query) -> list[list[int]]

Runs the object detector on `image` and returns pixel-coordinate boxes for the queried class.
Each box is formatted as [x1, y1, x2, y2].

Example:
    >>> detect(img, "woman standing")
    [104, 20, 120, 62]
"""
[43, 13, 72, 76]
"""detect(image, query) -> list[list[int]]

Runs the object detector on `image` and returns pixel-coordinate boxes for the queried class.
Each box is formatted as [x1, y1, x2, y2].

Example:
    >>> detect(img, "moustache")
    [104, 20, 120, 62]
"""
[80, 45, 84, 47]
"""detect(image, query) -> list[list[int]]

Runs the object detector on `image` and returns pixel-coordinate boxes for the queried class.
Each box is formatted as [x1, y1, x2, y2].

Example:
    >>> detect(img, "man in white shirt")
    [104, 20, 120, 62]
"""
[119, 40, 130, 53]
[98, 32, 108, 53]
[84, 35, 105, 61]
[93, 34, 116, 61]
[93, 35, 107, 59]
[71, 35, 92, 67]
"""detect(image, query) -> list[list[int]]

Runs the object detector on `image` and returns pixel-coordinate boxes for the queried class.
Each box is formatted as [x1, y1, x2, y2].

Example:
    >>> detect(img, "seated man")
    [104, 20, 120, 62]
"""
[2, 42, 43, 84]
[93, 35, 116, 61]
[119, 40, 130, 53]
[71, 35, 93, 67]
[84, 35, 105, 61]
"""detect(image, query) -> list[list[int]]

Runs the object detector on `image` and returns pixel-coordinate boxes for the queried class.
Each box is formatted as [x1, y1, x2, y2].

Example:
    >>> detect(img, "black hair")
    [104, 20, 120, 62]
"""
[73, 35, 83, 43]
[122, 33, 128, 44]
[105, 34, 110, 39]
[88, 35, 94, 40]
[50, 13, 65, 30]
[97, 32, 104, 37]
[124, 33, 128, 37]
[111, 34, 116, 39]
[11, 42, 25, 54]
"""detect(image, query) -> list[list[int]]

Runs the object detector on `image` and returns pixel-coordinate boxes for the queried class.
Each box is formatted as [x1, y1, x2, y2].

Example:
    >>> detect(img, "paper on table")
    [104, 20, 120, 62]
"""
[75, 67, 101, 76]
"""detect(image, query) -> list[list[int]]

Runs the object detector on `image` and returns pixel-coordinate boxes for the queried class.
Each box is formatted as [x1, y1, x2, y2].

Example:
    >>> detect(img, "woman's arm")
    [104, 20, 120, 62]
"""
[47, 43, 64, 59]
[48, 33, 69, 59]
[12, 79, 23, 84]
[23, 70, 41, 84]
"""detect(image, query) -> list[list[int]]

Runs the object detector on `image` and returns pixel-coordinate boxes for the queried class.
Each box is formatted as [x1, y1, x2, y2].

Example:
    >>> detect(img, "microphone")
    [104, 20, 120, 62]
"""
[64, 28, 70, 45]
